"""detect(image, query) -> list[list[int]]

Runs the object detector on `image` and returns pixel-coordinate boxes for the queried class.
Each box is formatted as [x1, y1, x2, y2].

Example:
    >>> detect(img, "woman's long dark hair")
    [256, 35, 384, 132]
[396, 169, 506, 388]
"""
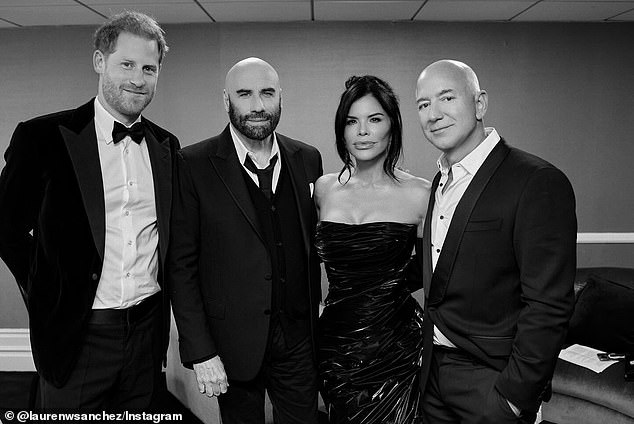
[334, 75, 403, 183]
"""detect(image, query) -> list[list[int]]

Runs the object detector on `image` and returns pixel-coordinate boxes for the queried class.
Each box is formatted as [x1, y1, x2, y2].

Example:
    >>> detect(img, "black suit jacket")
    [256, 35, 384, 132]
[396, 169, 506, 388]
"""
[169, 125, 322, 381]
[0, 99, 180, 388]
[416, 139, 577, 412]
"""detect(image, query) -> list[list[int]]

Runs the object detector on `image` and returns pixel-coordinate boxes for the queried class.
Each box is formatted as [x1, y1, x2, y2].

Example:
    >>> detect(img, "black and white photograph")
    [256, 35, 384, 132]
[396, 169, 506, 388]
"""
[0, 1, 633, 423]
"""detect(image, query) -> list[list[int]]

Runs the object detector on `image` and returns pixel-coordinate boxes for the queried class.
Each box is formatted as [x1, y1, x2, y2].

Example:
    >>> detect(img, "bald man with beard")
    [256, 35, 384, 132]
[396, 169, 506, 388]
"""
[169, 57, 322, 423]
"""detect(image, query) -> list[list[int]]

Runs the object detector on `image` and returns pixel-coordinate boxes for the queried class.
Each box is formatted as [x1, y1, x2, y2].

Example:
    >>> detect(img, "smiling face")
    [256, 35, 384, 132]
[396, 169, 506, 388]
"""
[344, 94, 391, 164]
[94, 32, 160, 125]
[415, 60, 487, 165]
[223, 58, 282, 143]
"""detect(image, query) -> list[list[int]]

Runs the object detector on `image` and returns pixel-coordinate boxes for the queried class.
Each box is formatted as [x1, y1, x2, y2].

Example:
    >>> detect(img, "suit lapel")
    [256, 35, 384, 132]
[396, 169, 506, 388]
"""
[59, 100, 105, 260]
[208, 127, 265, 243]
[428, 140, 510, 306]
[278, 136, 312, 256]
[144, 121, 172, 265]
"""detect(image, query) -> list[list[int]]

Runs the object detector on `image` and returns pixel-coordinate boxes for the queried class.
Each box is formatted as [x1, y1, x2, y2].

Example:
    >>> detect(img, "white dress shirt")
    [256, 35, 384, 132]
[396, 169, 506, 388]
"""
[229, 123, 281, 192]
[431, 128, 500, 347]
[92, 97, 160, 309]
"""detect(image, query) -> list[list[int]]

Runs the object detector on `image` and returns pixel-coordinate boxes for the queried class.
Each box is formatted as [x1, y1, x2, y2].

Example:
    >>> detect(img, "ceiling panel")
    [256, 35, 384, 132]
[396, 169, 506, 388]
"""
[313, 0, 422, 2]
[0, 5, 104, 26]
[82, 0, 192, 3]
[81, 0, 190, 4]
[415, 0, 535, 21]
[544, 0, 634, 2]
[202, 0, 307, 2]
[200, 1, 311, 22]
[91, 2, 212, 23]
[315, 1, 421, 21]
[516, 1, 633, 20]
[0, 0, 75, 5]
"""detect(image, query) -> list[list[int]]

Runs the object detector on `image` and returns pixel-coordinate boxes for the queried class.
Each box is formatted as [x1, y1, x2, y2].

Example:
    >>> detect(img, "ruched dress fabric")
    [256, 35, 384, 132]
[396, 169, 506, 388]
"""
[316, 221, 424, 424]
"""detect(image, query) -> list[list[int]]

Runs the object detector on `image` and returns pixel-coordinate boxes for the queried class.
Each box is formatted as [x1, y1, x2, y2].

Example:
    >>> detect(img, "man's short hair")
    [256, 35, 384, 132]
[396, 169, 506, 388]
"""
[94, 11, 168, 66]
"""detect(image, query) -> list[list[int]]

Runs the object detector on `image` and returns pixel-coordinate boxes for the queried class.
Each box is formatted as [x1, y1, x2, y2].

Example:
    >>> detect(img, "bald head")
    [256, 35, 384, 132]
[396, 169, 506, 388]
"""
[223, 57, 282, 144]
[225, 57, 280, 93]
[416, 59, 481, 99]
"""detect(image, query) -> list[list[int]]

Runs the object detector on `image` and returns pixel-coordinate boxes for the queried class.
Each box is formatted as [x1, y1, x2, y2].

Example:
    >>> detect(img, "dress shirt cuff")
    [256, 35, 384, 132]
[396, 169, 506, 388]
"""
[185, 352, 217, 368]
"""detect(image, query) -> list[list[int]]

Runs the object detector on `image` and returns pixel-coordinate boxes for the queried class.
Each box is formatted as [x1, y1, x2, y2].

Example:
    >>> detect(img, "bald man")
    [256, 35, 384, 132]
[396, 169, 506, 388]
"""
[169, 57, 322, 423]
[412, 60, 577, 423]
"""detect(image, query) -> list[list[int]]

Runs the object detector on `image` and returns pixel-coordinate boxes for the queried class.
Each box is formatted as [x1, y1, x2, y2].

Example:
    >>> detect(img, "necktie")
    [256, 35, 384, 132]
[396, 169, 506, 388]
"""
[244, 154, 278, 200]
[112, 121, 145, 144]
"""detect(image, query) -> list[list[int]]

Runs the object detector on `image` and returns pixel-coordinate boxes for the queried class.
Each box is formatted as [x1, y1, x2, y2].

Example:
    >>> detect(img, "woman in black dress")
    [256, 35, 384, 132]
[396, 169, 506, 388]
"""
[314, 75, 430, 423]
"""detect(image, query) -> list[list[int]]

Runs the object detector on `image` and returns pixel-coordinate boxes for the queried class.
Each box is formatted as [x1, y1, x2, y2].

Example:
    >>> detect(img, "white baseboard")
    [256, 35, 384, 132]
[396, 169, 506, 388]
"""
[0, 328, 36, 371]
[577, 232, 634, 244]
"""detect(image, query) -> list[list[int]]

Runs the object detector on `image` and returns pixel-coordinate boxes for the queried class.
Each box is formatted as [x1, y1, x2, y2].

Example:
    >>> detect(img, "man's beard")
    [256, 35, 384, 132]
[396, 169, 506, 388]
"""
[101, 73, 153, 121]
[228, 101, 281, 141]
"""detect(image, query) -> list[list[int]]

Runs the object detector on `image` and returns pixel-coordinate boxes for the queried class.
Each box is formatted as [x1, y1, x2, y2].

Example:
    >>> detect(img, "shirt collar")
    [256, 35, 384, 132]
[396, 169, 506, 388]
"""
[94, 96, 142, 145]
[229, 123, 280, 168]
[436, 127, 500, 176]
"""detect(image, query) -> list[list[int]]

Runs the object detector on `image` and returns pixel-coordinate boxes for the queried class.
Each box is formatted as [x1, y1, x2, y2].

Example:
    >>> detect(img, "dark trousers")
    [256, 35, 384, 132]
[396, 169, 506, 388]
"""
[40, 295, 162, 411]
[218, 318, 319, 424]
[421, 347, 537, 424]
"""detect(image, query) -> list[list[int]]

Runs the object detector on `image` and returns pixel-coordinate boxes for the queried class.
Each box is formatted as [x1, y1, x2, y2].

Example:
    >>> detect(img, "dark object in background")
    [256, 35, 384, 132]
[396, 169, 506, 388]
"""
[567, 273, 634, 353]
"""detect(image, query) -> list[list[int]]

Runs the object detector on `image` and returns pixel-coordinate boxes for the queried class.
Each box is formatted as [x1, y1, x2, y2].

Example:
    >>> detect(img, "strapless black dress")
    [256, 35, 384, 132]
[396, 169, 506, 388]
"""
[316, 221, 424, 424]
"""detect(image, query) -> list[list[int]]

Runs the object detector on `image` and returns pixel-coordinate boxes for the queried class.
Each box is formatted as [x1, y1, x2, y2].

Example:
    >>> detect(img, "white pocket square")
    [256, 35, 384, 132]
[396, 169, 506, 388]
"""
[309, 182, 315, 197]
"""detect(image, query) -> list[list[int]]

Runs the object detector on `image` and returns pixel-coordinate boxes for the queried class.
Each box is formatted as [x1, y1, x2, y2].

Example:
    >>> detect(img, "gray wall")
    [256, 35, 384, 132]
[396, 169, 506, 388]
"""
[1, 22, 633, 328]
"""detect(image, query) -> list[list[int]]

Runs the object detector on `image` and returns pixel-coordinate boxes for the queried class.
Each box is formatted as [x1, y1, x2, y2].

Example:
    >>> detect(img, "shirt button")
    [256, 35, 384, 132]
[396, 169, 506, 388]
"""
[264, 273, 272, 280]
[271, 205, 276, 212]
[276, 241, 283, 247]
[440, 216, 444, 220]
[436, 249, 441, 253]
[128, 181, 134, 186]
[280, 278, 286, 284]
[126, 272, 131, 278]
[91, 273, 99, 281]
[127, 240, 133, 246]
[124, 210, 130, 216]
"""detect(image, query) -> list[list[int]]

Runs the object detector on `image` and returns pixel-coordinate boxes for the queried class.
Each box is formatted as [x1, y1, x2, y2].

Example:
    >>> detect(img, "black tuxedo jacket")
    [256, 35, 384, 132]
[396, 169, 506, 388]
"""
[169, 125, 322, 381]
[0, 99, 180, 388]
[416, 139, 577, 412]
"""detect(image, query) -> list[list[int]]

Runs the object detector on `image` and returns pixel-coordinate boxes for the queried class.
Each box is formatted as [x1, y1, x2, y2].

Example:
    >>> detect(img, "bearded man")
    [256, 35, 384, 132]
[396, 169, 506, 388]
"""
[0, 11, 179, 411]
[168, 57, 323, 424]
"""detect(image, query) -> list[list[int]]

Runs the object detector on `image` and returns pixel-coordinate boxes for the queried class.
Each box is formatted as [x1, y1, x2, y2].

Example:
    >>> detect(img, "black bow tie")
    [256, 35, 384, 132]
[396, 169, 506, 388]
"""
[112, 121, 145, 144]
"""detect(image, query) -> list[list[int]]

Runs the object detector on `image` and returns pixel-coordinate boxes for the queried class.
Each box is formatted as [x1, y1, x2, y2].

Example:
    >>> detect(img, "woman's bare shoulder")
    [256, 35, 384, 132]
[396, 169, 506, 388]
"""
[394, 170, 431, 226]
[315, 172, 347, 203]
[395, 169, 432, 192]
[315, 172, 341, 192]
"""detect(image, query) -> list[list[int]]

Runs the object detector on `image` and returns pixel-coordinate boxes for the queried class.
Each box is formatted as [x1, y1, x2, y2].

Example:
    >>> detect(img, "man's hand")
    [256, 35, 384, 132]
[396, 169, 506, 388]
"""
[193, 355, 229, 397]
